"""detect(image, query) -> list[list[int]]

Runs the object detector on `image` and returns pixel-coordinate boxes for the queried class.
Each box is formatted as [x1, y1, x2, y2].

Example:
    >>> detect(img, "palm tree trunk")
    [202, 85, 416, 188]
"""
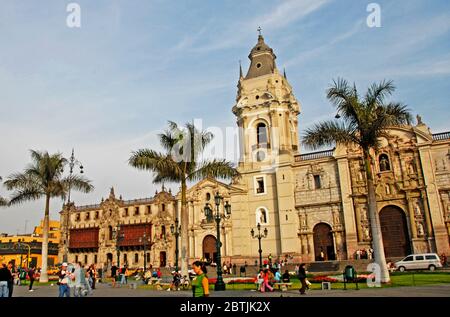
[364, 150, 390, 283]
[39, 194, 50, 282]
[180, 179, 189, 276]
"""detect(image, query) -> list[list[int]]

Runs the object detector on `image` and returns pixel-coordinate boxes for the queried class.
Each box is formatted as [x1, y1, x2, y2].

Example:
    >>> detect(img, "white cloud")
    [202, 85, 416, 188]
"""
[181, 0, 332, 53]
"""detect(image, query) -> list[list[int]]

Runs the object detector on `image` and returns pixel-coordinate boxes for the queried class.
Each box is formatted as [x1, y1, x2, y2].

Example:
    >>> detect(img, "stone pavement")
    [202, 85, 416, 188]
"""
[11, 282, 450, 297]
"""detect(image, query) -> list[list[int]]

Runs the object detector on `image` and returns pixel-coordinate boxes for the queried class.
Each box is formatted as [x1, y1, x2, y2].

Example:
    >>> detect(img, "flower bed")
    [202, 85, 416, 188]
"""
[207, 277, 257, 284]
[309, 276, 338, 283]
[227, 278, 257, 284]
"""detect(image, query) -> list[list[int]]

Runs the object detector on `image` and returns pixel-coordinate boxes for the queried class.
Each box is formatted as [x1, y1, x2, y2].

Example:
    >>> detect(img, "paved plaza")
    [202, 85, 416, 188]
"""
[11, 282, 450, 297]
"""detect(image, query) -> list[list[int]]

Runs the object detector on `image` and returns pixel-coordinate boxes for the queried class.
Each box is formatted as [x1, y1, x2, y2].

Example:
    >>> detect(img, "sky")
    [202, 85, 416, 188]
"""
[0, 0, 449, 233]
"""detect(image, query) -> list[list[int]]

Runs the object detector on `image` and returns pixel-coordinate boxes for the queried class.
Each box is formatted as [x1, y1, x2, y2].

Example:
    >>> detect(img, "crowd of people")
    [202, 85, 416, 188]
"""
[57, 262, 97, 297]
[354, 248, 374, 260]
[0, 262, 39, 297]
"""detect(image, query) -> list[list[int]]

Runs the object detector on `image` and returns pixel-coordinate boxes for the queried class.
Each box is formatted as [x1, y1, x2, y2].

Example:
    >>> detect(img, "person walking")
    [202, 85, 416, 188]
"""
[191, 261, 209, 297]
[28, 267, 35, 292]
[84, 266, 93, 295]
[260, 269, 273, 293]
[298, 263, 308, 295]
[7, 261, 14, 297]
[111, 263, 117, 288]
[91, 264, 97, 289]
[57, 263, 71, 297]
[73, 262, 85, 297]
[0, 263, 12, 297]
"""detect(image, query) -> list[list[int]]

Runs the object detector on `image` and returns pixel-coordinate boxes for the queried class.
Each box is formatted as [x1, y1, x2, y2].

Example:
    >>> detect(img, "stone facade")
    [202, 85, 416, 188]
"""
[59, 35, 450, 268]
[59, 187, 177, 269]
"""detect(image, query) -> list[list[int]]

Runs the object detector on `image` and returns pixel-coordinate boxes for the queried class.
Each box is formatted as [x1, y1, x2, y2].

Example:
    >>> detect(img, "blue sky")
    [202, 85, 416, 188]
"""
[0, 0, 449, 233]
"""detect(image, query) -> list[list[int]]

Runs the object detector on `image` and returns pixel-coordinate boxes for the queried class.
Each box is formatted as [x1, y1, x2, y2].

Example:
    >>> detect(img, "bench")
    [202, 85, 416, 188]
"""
[273, 282, 293, 291]
[147, 277, 162, 285]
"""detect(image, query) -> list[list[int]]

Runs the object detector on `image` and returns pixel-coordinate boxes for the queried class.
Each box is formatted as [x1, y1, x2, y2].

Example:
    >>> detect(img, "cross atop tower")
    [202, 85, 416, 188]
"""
[257, 26, 262, 36]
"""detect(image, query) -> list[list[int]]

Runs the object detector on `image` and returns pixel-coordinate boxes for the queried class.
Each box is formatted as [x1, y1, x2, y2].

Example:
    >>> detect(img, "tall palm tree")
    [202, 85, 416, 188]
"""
[129, 121, 239, 275]
[303, 78, 412, 283]
[0, 177, 8, 206]
[4, 150, 94, 282]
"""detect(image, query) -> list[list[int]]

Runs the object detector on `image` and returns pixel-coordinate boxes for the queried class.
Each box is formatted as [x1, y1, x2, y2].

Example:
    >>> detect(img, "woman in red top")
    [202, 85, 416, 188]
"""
[260, 269, 273, 292]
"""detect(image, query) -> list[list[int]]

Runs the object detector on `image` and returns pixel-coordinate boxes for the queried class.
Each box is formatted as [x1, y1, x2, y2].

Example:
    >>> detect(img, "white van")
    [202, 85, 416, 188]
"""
[394, 253, 442, 272]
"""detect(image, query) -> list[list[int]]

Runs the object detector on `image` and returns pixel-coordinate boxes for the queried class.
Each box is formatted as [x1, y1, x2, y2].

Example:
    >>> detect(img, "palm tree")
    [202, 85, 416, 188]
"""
[4, 150, 94, 282]
[303, 78, 412, 283]
[129, 121, 239, 275]
[0, 177, 8, 206]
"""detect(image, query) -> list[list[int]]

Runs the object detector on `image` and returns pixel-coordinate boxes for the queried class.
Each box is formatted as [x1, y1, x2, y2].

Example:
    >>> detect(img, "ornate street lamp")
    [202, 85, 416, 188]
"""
[139, 231, 151, 273]
[63, 149, 84, 263]
[251, 223, 268, 269]
[114, 224, 125, 268]
[170, 218, 181, 272]
[204, 192, 231, 291]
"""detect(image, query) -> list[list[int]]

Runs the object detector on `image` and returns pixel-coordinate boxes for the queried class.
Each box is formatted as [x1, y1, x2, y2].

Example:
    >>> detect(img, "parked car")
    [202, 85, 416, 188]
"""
[394, 253, 442, 272]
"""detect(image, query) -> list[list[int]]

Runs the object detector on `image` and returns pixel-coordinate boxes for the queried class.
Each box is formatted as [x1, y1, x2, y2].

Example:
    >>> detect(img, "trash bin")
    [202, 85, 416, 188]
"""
[343, 265, 358, 290]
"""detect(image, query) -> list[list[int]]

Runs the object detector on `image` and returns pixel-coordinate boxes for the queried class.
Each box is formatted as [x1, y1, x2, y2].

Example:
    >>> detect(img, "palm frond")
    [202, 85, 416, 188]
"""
[62, 175, 94, 194]
[364, 79, 395, 108]
[129, 149, 184, 180]
[327, 78, 361, 126]
[0, 197, 8, 207]
[382, 102, 412, 126]
[188, 159, 239, 182]
[8, 187, 44, 205]
[303, 120, 357, 150]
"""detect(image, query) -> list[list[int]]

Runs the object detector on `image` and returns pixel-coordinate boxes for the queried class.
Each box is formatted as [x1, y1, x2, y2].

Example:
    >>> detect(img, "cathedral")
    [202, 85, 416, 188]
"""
[59, 35, 450, 269]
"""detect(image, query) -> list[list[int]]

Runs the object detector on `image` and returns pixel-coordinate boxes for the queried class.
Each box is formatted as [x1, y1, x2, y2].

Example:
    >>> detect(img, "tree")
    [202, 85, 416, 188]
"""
[303, 78, 412, 283]
[129, 121, 239, 275]
[4, 150, 94, 282]
[0, 177, 8, 206]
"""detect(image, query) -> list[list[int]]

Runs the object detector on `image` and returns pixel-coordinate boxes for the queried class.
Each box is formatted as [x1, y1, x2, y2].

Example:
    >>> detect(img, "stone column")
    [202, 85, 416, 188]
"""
[418, 144, 450, 255]
[421, 190, 433, 238]
[354, 204, 363, 242]
[332, 231, 338, 260]
[336, 155, 359, 256]
[407, 194, 418, 239]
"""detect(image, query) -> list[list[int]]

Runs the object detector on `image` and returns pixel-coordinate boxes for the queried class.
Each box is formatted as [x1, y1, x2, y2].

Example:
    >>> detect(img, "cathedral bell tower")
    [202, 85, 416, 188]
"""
[232, 33, 301, 169]
[230, 32, 302, 258]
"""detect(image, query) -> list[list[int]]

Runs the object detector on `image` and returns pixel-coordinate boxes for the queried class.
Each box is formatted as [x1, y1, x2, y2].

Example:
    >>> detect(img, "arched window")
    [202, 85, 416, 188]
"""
[161, 204, 165, 212]
[256, 207, 269, 225]
[206, 193, 211, 201]
[161, 225, 166, 239]
[257, 123, 268, 145]
[108, 226, 113, 240]
[379, 154, 391, 172]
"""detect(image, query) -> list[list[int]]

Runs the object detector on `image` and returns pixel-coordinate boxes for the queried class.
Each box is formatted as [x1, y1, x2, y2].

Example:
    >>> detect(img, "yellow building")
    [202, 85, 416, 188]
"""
[0, 220, 60, 271]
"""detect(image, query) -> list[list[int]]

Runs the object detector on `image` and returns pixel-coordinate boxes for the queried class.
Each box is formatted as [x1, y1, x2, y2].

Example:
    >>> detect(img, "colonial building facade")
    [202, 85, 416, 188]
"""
[59, 187, 177, 269]
[59, 35, 450, 269]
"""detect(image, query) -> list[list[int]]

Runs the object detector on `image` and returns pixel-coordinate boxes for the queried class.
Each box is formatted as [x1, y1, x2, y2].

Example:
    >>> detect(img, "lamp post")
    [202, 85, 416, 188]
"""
[114, 224, 125, 269]
[170, 218, 181, 272]
[63, 149, 84, 263]
[139, 231, 151, 273]
[251, 223, 268, 269]
[204, 192, 231, 291]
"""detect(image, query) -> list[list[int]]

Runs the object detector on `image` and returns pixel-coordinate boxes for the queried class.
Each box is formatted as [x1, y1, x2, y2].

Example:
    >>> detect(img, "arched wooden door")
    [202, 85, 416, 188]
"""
[380, 206, 411, 258]
[313, 223, 335, 261]
[202, 235, 217, 263]
[107, 253, 113, 265]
